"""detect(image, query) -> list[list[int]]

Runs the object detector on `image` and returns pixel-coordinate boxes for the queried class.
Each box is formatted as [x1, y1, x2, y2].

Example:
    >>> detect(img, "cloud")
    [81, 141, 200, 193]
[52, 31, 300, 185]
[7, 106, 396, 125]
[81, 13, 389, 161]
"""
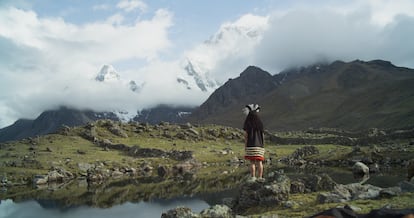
[117, 0, 147, 13]
[251, 2, 414, 73]
[0, 6, 173, 127]
[1, 0, 414, 128]
[182, 14, 269, 83]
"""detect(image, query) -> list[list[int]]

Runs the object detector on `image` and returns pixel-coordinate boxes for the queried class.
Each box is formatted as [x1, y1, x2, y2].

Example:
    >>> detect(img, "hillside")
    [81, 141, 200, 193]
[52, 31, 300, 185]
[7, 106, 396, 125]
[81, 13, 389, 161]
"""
[189, 60, 414, 131]
[0, 107, 119, 142]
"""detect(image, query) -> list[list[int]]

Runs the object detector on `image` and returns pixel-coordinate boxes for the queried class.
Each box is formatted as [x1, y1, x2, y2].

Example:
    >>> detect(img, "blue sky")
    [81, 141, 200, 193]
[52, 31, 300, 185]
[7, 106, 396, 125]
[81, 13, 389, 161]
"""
[1, 0, 414, 127]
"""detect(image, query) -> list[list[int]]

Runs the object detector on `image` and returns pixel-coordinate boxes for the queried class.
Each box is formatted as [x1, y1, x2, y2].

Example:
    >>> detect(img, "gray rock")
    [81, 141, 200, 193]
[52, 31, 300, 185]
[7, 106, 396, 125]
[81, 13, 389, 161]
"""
[317, 183, 384, 204]
[161, 206, 198, 218]
[379, 186, 402, 198]
[33, 175, 48, 185]
[78, 163, 95, 172]
[187, 128, 199, 136]
[47, 170, 64, 182]
[352, 161, 369, 175]
[290, 180, 305, 194]
[200, 205, 232, 218]
[399, 181, 414, 192]
[234, 171, 290, 212]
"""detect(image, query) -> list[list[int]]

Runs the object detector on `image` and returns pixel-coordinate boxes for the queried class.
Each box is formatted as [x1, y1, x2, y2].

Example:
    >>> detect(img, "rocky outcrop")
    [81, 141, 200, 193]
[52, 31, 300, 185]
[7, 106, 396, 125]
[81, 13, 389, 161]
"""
[281, 145, 319, 166]
[291, 173, 337, 193]
[161, 205, 233, 218]
[161, 206, 199, 218]
[33, 167, 74, 186]
[317, 183, 394, 203]
[233, 171, 290, 213]
[200, 205, 233, 218]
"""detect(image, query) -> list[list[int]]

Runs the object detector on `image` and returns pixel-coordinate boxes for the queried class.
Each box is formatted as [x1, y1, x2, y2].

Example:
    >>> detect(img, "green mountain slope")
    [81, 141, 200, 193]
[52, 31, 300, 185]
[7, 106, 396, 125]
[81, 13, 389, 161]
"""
[189, 60, 414, 131]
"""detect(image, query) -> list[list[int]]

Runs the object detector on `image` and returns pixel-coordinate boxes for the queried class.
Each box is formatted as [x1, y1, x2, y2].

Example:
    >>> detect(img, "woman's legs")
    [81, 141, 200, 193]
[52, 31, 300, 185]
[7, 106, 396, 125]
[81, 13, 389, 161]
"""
[248, 160, 263, 178]
[249, 160, 256, 177]
[257, 161, 263, 178]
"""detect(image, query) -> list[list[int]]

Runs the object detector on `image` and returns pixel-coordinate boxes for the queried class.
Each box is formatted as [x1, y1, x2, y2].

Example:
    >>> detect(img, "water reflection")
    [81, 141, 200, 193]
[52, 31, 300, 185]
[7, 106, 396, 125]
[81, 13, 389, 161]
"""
[0, 165, 407, 218]
[1, 171, 245, 210]
[0, 198, 209, 218]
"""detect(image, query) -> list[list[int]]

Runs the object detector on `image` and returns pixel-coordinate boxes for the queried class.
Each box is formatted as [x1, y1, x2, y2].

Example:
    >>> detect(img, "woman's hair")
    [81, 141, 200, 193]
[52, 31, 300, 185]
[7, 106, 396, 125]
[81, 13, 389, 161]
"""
[243, 111, 263, 131]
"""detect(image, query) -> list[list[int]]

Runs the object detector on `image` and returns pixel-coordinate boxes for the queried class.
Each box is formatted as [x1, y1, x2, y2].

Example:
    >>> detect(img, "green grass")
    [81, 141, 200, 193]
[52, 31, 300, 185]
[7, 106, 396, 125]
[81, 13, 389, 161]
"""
[1, 121, 414, 217]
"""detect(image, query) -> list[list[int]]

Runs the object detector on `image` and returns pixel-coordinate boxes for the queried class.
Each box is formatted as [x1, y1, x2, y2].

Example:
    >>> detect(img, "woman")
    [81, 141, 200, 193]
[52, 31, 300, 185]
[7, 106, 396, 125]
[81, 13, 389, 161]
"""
[242, 104, 265, 181]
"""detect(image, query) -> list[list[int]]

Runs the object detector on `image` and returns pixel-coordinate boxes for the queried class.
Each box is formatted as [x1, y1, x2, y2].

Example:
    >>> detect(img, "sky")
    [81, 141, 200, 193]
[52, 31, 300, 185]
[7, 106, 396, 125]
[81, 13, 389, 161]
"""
[0, 0, 414, 128]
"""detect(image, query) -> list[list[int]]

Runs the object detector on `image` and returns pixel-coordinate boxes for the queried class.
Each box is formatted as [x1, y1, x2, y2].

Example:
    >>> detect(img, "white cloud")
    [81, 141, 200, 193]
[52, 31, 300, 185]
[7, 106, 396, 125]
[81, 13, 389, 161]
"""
[252, 2, 414, 73]
[0, 7, 173, 127]
[183, 14, 269, 83]
[117, 0, 147, 13]
[1, 0, 414, 128]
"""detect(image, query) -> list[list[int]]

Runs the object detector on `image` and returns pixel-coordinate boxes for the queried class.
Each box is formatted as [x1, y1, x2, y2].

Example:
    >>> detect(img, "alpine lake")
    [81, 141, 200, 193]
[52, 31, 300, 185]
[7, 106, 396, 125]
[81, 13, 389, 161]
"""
[1, 121, 414, 217]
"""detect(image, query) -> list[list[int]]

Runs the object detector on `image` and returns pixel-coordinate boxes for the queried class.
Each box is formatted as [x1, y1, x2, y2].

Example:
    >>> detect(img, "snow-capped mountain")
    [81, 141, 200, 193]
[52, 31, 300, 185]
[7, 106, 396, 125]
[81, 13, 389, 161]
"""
[95, 64, 142, 93]
[176, 14, 268, 92]
[176, 59, 220, 92]
[95, 64, 121, 82]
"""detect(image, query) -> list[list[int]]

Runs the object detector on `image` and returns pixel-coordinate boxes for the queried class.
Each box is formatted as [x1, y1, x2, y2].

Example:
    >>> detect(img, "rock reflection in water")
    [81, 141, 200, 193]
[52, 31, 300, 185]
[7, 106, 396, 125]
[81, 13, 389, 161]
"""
[0, 198, 209, 218]
[1, 170, 245, 210]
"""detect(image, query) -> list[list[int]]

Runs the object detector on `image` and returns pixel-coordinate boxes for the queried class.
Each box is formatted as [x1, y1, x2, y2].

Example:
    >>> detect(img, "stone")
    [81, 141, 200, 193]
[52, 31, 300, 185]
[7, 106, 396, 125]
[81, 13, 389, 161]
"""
[352, 161, 369, 175]
[33, 175, 48, 185]
[233, 171, 290, 213]
[161, 206, 198, 218]
[78, 163, 95, 172]
[200, 205, 232, 218]
[301, 174, 337, 192]
[187, 128, 199, 136]
[379, 186, 402, 198]
[399, 181, 414, 192]
[290, 180, 306, 194]
[47, 170, 64, 182]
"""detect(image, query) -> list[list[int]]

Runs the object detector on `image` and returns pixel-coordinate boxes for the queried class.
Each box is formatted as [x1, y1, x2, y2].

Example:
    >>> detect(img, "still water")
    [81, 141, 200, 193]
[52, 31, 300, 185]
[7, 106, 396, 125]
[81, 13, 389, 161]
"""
[0, 166, 407, 218]
[0, 197, 208, 218]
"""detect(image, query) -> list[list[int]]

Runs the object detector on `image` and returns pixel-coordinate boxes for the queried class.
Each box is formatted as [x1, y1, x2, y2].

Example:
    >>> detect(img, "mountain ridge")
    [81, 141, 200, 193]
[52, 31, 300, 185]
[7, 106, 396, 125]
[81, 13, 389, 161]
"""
[189, 59, 414, 131]
[1, 59, 414, 142]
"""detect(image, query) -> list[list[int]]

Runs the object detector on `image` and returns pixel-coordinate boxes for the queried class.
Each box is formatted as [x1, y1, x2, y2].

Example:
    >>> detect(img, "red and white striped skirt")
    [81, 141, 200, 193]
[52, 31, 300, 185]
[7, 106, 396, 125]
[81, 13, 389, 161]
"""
[244, 146, 265, 161]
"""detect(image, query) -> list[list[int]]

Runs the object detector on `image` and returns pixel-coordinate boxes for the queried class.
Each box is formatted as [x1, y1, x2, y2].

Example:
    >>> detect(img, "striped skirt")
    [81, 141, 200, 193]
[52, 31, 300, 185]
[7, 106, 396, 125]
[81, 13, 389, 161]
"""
[244, 146, 265, 161]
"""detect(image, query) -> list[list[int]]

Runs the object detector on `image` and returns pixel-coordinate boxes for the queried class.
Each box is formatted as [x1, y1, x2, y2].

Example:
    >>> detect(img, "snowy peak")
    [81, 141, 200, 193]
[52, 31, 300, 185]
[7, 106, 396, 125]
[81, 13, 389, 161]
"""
[176, 59, 220, 92]
[95, 65, 120, 82]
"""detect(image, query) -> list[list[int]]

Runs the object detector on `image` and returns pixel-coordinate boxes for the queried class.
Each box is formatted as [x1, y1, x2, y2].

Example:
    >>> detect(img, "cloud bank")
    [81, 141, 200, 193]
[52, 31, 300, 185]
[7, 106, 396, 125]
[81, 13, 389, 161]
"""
[0, 0, 414, 127]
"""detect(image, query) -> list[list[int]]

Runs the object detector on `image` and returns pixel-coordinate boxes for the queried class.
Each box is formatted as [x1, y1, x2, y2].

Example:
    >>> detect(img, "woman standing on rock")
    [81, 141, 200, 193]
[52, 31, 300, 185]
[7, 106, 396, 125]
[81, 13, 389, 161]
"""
[242, 104, 265, 181]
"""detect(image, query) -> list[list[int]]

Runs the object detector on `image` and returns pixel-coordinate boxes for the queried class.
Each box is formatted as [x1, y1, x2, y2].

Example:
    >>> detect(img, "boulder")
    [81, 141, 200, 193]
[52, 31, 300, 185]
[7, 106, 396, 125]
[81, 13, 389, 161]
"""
[233, 171, 290, 212]
[200, 205, 232, 218]
[78, 163, 95, 172]
[47, 170, 65, 182]
[379, 186, 402, 198]
[33, 175, 48, 185]
[290, 180, 306, 194]
[301, 174, 337, 192]
[352, 161, 369, 175]
[399, 180, 414, 192]
[317, 183, 382, 203]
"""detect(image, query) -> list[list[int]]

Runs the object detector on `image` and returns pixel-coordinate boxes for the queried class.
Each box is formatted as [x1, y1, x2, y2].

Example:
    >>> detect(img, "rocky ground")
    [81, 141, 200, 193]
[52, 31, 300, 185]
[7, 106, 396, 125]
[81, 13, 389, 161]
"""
[0, 120, 414, 217]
